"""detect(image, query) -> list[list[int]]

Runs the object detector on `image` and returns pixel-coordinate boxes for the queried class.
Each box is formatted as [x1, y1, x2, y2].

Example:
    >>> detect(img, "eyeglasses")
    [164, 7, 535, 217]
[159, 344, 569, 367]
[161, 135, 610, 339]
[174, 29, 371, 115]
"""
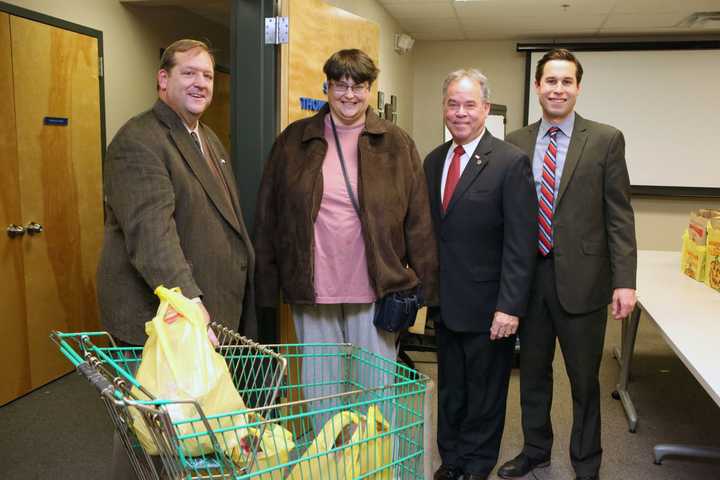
[330, 81, 368, 95]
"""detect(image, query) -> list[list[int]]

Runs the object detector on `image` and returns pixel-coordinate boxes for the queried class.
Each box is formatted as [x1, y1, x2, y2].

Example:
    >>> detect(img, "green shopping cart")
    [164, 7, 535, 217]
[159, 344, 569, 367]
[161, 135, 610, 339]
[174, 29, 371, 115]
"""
[51, 324, 429, 479]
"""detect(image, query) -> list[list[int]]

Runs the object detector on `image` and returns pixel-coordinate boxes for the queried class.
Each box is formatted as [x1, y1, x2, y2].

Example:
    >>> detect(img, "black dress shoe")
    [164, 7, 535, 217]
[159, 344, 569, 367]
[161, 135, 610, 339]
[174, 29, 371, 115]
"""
[576, 476, 599, 480]
[433, 464, 463, 480]
[497, 453, 551, 478]
[463, 474, 488, 480]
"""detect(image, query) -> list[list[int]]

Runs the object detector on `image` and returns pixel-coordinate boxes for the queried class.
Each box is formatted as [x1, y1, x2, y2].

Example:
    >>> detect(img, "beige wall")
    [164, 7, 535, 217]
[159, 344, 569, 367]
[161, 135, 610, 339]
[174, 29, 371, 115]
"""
[632, 197, 720, 251]
[412, 39, 720, 251]
[328, 0, 414, 133]
[5, 0, 229, 141]
[8, 0, 718, 251]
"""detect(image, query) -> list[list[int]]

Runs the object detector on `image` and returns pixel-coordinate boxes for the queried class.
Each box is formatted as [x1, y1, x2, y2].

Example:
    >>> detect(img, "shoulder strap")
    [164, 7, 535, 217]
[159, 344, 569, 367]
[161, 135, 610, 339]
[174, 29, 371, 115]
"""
[329, 114, 361, 217]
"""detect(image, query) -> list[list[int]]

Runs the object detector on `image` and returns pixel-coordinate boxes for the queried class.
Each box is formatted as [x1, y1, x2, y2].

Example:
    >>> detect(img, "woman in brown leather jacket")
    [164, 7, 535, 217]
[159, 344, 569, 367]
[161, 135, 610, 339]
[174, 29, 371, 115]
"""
[254, 49, 437, 406]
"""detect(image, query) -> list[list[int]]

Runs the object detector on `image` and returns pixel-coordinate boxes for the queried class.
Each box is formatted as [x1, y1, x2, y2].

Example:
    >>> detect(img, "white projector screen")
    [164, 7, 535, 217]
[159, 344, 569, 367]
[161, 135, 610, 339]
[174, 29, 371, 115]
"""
[525, 46, 720, 196]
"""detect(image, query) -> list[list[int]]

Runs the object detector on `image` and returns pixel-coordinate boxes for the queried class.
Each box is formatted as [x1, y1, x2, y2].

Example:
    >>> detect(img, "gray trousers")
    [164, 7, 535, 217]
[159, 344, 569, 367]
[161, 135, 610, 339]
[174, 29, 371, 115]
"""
[292, 303, 396, 358]
[292, 303, 398, 428]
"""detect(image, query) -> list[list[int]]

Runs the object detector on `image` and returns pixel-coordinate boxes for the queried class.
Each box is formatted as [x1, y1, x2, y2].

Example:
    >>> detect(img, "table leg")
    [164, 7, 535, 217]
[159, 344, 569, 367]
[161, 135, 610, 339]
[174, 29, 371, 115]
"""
[612, 314, 627, 367]
[654, 444, 720, 464]
[613, 305, 641, 433]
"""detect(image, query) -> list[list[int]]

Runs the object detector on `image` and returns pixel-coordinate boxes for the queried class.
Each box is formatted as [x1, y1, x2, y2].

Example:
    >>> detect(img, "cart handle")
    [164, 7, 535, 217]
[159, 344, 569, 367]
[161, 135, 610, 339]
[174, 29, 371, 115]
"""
[77, 361, 115, 395]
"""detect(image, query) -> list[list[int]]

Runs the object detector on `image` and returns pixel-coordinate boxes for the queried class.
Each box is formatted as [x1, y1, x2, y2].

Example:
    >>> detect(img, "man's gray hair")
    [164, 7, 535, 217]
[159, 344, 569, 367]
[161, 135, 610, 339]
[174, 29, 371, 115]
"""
[442, 69, 490, 102]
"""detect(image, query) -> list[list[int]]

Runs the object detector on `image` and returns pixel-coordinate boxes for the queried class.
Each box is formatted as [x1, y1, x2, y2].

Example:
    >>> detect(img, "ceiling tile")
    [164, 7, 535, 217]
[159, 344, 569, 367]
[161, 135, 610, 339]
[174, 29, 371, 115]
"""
[463, 30, 523, 40]
[398, 17, 464, 32]
[460, 14, 608, 31]
[601, 25, 720, 35]
[378, 0, 453, 4]
[603, 13, 691, 29]
[411, 30, 467, 40]
[384, 2, 457, 19]
[453, 0, 618, 16]
[612, 0, 720, 15]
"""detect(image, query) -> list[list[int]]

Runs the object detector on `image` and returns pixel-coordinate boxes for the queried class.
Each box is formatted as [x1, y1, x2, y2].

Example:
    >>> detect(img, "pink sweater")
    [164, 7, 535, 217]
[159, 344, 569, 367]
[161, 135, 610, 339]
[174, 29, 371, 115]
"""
[313, 115, 376, 304]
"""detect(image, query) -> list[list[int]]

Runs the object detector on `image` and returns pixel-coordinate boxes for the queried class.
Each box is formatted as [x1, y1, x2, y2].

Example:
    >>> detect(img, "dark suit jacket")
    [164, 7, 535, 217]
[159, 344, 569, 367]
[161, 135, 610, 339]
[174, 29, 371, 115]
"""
[96, 100, 256, 345]
[424, 132, 538, 333]
[505, 114, 637, 314]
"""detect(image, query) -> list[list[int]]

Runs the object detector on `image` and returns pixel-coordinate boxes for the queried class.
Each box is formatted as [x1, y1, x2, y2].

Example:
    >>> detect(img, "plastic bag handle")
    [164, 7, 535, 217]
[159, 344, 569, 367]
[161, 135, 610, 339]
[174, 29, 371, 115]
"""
[366, 405, 389, 436]
[151, 286, 207, 378]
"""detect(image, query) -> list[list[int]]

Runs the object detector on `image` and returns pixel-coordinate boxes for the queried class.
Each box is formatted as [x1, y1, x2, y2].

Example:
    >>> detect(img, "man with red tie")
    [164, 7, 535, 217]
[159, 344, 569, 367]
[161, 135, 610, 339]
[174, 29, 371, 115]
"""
[424, 70, 537, 480]
[497, 48, 637, 480]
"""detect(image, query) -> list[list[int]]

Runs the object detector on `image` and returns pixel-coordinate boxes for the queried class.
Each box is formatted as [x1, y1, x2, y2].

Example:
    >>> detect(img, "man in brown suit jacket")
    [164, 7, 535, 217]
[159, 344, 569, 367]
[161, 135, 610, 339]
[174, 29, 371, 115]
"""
[96, 38, 255, 347]
[497, 49, 637, 480]
[97, 38, 256, 480]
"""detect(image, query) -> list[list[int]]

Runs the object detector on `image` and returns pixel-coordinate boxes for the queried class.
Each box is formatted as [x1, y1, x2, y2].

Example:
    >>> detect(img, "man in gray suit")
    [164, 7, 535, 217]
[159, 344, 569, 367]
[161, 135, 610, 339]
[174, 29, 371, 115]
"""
[497, 49, 637, 480]
[97, 38, 255, 478]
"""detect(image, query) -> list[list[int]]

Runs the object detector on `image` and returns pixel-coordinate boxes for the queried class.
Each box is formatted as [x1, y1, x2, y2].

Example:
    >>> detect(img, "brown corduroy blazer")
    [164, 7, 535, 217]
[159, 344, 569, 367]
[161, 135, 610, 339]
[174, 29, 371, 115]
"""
[96, 100, 256, 345]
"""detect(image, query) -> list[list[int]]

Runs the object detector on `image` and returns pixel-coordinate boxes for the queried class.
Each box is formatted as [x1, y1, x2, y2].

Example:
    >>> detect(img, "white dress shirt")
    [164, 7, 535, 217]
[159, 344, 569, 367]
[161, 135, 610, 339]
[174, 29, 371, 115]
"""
[441, 129, 485, 205]
[186, 123, 204, 155]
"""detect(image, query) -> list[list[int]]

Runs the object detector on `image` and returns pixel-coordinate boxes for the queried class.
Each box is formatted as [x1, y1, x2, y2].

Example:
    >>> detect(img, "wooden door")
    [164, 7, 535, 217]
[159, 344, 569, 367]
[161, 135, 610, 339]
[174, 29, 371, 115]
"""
[0, 12, 31, 406]
[8, 15, 103, 394]
[281, 0, 379, 128]
[278, 0, 380, 344]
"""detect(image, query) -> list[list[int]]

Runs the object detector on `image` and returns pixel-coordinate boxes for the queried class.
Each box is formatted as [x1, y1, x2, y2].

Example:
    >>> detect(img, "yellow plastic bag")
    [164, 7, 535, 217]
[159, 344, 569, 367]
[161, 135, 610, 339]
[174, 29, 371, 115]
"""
[681, 230, 706, 282]
[358, 406, 392, 480]
[287, 407, 393, 480]
[287, 410, 362, 480]
[230, 412, 296, 480]
[705, 220, 720, 292]
[130, 286, 248, 456]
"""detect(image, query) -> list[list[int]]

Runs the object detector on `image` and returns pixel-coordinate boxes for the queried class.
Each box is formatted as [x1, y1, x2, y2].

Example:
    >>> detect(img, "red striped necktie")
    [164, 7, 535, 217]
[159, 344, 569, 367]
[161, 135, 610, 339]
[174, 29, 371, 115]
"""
[538, 126, 560, 256]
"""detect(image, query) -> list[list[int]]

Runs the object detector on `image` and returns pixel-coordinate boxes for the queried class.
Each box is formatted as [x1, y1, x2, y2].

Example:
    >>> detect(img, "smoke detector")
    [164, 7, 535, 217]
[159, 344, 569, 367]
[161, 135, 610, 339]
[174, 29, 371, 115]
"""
[394, 33, 415, 55]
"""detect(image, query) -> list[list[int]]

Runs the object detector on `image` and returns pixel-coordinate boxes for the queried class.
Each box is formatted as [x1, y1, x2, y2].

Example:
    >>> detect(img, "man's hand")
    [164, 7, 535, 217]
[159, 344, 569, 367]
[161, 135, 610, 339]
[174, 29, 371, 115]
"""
[163, 299, 219, 346]
[611, 288, 637, 320]
[490, 311, 519, 341]
[197, 302, 220, 346]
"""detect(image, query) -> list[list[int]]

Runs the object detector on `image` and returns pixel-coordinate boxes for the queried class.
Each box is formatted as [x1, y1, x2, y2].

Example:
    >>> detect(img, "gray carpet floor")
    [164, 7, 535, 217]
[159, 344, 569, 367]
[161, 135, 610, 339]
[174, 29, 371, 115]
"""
[1, 315, 719, 479]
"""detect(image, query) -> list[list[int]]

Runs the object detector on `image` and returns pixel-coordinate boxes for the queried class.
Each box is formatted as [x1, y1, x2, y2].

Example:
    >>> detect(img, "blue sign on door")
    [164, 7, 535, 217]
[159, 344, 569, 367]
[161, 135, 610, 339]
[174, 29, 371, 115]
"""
[44, 117, 69, 126]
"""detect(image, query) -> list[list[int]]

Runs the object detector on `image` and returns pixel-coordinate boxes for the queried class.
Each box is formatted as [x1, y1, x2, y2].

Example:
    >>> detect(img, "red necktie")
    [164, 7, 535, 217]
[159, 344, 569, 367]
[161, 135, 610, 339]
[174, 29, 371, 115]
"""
[443, 145, 464, 212]
[538, 126, 560, 255]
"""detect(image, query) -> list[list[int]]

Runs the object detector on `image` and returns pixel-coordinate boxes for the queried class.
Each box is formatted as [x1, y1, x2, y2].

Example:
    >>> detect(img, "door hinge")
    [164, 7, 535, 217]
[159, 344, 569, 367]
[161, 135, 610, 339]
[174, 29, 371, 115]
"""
[265, 16, 289, 45]
[99, 56, 104, 77]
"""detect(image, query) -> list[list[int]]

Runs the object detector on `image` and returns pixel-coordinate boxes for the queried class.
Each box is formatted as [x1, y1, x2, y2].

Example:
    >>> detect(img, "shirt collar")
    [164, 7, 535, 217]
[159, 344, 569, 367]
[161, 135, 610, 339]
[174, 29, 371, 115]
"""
[452, 128, 485, 156]
[540, 111, 575, 138]
[186, 123, 200, 136]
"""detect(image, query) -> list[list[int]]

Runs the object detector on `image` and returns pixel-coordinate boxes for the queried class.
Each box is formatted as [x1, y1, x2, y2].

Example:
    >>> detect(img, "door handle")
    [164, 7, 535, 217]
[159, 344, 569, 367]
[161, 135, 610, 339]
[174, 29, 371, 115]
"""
[26, 222, 44, 236]
[6, 224, 25, 238]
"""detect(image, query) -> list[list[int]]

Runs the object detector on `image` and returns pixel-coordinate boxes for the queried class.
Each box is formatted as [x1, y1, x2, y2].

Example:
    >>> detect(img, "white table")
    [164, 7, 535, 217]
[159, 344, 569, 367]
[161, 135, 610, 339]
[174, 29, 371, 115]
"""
[614, 250, 720, 463]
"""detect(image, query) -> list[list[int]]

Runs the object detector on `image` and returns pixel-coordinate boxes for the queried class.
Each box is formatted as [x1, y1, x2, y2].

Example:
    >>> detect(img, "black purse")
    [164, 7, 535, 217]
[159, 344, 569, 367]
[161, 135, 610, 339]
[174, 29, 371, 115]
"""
[329, 115, 422, 333]
[372, 288, 423, 332]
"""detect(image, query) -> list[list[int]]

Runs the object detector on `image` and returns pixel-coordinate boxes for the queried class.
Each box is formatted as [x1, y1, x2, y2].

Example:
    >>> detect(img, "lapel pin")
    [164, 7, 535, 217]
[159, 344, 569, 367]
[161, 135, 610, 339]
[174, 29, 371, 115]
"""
[474, 154, 482, 165]
[220, 158, 227, 165]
